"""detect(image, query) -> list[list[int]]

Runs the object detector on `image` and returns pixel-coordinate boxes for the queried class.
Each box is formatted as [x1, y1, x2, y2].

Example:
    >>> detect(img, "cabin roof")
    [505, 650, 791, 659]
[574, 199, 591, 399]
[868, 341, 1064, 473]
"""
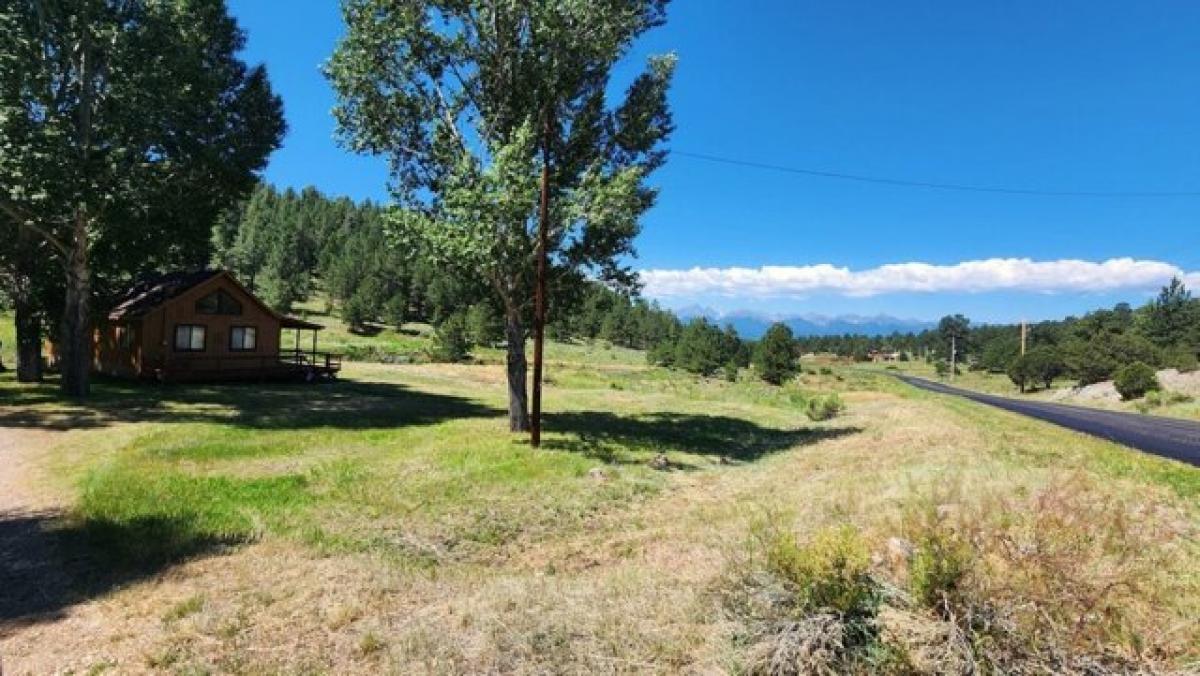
[108, 270, 223, 321]
[107, 269, 322, 331]
[280, 316, 324, 330]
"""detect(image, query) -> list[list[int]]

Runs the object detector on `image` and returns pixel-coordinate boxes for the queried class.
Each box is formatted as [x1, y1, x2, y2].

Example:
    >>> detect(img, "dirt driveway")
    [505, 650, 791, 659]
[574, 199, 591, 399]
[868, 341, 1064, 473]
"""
[0, 426, 74, 666]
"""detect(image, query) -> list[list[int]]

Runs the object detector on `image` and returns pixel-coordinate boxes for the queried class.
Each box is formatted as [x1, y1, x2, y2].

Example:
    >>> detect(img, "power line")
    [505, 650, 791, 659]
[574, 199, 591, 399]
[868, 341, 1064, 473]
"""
[674, 150, 1200, 198]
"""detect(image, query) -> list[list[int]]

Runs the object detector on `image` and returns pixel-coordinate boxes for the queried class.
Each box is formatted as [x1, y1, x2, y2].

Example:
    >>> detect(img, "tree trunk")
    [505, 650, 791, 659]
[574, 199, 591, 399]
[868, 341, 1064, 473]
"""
[12, 226, 43, 382]
[504, 309, 530, 432]
[60, 216, 91, 397]
[14, 292, 42, 383]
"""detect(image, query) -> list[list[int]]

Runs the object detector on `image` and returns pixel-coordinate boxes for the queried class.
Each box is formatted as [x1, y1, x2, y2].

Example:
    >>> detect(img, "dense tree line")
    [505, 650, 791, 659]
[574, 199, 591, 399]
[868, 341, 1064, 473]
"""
[795, 279, 1200, 390]
[213, 200, 806, 386]
[210, 183, 495, 332]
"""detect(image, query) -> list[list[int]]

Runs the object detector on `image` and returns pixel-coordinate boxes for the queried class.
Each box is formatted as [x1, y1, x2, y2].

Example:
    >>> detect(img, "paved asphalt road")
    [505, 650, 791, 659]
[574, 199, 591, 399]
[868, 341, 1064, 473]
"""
[897, 375, 1200, 468]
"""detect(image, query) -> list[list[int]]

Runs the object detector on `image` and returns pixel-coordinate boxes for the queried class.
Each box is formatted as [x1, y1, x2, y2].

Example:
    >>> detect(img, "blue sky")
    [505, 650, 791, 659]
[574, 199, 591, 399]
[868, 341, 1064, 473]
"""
[227, 0, 1200, 323]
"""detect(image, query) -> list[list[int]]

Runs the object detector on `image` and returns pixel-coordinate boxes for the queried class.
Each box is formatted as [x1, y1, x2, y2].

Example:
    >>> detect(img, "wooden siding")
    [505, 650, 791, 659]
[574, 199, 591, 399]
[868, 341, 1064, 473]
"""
[96, 274, 283, 379]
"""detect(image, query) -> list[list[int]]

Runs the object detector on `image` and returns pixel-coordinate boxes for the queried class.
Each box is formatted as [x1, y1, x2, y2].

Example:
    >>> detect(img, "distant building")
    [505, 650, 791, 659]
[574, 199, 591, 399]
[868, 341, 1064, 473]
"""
[868, 349, 903, 363]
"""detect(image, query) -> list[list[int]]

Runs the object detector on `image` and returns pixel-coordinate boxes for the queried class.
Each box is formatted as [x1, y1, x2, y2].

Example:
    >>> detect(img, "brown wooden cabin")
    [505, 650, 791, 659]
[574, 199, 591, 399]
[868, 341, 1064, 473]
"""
[93, 270, 341, 382]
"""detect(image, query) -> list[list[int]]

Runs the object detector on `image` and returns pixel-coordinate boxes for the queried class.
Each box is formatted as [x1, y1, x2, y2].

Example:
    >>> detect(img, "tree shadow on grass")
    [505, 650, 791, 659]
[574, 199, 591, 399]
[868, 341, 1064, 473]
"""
[543, 410, 862, 466]
[0, 508, 241, 631]
[0, 374, 502, 432]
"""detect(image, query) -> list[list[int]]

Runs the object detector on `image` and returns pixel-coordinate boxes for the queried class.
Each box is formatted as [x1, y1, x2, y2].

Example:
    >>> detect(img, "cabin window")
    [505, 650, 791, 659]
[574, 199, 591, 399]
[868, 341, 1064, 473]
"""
[230, 326, 257, 352]
[195, 289, 243, 315]
[174, 324, 206, 352]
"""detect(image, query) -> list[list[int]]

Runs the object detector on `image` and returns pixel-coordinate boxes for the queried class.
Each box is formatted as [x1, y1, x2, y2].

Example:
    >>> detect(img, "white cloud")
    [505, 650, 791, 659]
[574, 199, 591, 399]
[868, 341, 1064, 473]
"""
[641, 258, 1198, 299]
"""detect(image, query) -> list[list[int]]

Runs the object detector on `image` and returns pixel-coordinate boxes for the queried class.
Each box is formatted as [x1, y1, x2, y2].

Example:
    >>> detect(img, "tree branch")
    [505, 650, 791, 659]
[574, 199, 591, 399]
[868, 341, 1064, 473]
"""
[0, 199, 70, 259]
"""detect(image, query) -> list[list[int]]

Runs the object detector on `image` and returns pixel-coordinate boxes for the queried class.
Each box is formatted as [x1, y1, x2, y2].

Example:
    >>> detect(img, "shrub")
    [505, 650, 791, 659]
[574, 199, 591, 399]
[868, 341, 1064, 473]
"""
[733, 523, 891, 673]
[646, 340, 674, 367]
[1007, 346, 1065, 393]
[1006, 355, 1030, 393]
[1113, 361, 1160, 400]
[465, 302, 504, 346]
[429, 312, 473, 363]
[890, 476, 1189, 672]
[1162, 346, 1200, 373]
[723, 360, 739, 383]
[764, 525, 880, 619]
[905, 515, 974, 611]
[725, 475, 1190, 675]
[1064, 333, 1161, 385]
[341, 293, 374, 333]
[805, 393, 845, 421]
[1135, 389, 1192, 413]
[381, 294, 408, 330]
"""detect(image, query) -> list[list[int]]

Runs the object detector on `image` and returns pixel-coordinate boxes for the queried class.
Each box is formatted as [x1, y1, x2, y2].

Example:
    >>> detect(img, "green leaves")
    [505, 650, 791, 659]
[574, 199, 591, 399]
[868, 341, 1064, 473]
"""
[328, 0, 676, 296]
[1, 0, 285, 271]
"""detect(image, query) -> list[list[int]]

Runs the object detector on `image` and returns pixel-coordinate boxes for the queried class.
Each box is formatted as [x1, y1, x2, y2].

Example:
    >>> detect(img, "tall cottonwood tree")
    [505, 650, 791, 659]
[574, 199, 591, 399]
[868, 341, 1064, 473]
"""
[328, 0, 675, 432]
[0, 0, 284, 395]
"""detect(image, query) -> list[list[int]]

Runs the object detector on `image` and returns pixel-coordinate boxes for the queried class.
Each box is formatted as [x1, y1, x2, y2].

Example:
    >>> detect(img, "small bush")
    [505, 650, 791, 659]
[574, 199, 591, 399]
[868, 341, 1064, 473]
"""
[905, 513, 974, 612]
[1162, 346, 1199, 373]
[429, 312, 473, 363]
[357, 630, 386, 657]
[340, 293, 374, 333]
[765, 525, 880, 619]
[731, 523, 892, 673]
[465, 302, 504, 347]
[934, 360, 950, 378]
[723, 360, 739, 383]
[1135, 389, 1192, 413]
[1113, 361, 1160, 401]
[725, 476, 1191, 674]
[805, 393, 845, 421]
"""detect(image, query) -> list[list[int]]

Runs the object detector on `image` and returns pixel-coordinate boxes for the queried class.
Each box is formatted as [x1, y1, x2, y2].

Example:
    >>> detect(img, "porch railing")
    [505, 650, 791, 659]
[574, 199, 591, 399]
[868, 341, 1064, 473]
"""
[160, 351, 342, 374]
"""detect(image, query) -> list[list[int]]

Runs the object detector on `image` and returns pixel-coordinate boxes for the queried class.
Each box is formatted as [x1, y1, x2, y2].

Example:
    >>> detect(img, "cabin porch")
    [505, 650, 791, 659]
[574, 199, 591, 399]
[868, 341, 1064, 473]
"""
[153, 317, 341, 383]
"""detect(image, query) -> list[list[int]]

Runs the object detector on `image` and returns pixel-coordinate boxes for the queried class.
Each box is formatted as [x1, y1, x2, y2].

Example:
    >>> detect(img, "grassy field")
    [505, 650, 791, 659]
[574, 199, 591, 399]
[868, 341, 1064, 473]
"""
[1, 328, 1199, 673]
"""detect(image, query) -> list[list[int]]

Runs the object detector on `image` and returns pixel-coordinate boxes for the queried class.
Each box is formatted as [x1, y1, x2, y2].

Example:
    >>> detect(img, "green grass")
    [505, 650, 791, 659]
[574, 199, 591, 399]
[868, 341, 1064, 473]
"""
[289, 299, 433, 360]
[289, 297, 649, 369]
[5, 351, 846, 571]
[890, 373, 1200, 499]
[11, 344, 1192, 579]
[0, 309, 14, 368]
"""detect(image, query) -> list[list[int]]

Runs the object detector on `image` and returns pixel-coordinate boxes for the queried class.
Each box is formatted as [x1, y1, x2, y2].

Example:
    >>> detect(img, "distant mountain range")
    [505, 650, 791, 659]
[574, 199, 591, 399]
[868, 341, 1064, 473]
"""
[673, 306, 935, 339]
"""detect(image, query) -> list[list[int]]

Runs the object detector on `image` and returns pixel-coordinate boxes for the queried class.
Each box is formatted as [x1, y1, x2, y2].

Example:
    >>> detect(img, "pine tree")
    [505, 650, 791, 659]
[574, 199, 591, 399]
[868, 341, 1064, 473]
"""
[754, 323, 797, 385]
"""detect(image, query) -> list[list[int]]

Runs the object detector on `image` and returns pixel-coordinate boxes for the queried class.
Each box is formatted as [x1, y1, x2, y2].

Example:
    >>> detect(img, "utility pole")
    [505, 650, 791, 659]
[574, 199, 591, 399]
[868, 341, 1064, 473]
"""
[530, 113, 552, 448]
[1020, 319, 1027, 356]
[949, 334, 956, 380]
